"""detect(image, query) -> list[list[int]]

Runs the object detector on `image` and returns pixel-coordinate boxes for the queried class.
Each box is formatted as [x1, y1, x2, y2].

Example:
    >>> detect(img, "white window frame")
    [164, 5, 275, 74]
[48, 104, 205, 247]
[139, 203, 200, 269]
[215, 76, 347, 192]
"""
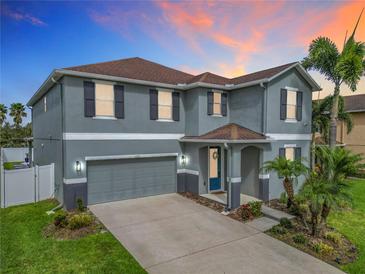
[94, 82, 115, 118]
[157, 89, 173, 122]
[212, 90, 223, 116]
[285, 86, 298, 122]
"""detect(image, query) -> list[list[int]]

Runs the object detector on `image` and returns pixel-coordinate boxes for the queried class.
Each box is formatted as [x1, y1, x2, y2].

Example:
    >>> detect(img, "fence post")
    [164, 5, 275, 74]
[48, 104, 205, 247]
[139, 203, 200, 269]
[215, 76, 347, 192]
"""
[34, 165, 39, 203]
[1, 148, 5, 208]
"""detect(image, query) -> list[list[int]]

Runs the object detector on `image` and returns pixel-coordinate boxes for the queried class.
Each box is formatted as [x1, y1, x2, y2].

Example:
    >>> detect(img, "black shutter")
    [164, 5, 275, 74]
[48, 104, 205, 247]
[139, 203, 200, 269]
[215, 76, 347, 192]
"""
[172, 92, 180, 121]
[280, 88, 287, 120]
[221, 93, 227, 116]
[150, 89, 158, 120]
[296, 91, 303, 121]
[114, 85, 124, 119]
[295, 147, 301, 161]
[279, 148, 285, 158]
[84, 81, 95, 117]
[207, 91, 213, 115]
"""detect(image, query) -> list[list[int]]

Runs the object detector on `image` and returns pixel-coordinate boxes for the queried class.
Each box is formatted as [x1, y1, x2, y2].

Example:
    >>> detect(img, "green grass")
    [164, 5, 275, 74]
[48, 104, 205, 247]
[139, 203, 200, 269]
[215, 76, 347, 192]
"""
[328, 178, 365, 274]
[0, 200, 146, 273]
[3, 161, 23, 170]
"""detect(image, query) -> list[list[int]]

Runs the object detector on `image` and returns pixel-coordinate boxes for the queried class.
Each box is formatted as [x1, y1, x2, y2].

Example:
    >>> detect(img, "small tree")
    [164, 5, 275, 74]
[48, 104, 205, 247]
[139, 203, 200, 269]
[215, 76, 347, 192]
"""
[263, 157, 308, 208]
[0, 104, 7, 126]
[9, 103, 27, 128]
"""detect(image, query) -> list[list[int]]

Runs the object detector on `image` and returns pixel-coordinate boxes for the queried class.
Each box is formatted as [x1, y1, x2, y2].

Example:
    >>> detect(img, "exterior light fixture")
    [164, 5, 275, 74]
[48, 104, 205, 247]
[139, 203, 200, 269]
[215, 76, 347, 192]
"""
[180, 155, 186, 167]
[75, 161, 81, 172]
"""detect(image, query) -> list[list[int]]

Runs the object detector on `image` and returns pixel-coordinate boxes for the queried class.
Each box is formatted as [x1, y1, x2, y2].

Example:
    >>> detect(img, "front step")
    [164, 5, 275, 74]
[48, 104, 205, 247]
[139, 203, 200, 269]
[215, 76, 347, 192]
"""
[261, 205, 295, 221]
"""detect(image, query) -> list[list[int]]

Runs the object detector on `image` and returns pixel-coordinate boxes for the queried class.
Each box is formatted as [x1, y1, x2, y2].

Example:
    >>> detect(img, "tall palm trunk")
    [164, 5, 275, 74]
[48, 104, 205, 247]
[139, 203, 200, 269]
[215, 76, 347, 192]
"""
[311, 132, 316, 169]
[283, 177, 294, 208]
[329, 85, 340, 148]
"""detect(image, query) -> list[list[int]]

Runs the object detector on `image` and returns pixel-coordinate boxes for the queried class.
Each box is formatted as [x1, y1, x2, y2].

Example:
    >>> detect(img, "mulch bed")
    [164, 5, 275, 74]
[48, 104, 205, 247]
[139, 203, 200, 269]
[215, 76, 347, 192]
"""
[179, 192, 260, 222]
[43, 210, 105, 240]
[265, 200, 358, 267]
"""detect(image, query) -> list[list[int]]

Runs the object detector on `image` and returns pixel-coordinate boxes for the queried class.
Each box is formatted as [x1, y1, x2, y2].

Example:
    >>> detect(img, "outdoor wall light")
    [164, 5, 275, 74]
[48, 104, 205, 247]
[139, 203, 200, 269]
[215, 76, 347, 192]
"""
[180, 154, 188, 167]
[75, 161, 81, 173]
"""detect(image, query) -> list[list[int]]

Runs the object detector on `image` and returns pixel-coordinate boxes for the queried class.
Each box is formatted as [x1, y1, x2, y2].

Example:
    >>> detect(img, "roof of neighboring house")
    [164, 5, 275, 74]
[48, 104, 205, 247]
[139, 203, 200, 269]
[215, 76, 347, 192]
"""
[344, 94, 365, 113]
[182, 123, 266, 141]
[28, 57, 322, 106]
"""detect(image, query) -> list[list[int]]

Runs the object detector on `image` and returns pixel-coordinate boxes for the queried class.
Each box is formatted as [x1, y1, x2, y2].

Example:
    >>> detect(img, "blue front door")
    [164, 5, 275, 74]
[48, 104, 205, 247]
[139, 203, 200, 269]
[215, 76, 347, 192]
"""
[209, 147, 221, 191]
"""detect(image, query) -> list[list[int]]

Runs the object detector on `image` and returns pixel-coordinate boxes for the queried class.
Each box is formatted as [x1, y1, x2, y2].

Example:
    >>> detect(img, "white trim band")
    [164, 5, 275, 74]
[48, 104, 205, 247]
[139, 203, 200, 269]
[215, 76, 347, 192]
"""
[265, 133, 311, 141]
[63, 178, 87, 184]
[259, 174, 270, 179]
[85, 153, 178, 161]
[63, 133, 185, 141]
[177, 169, 199, 176]
[227, 177, 241, 183]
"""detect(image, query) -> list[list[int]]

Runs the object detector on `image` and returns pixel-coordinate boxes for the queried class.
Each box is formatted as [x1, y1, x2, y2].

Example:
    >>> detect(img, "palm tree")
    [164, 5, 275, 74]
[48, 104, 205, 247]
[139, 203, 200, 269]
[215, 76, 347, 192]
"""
[302, 9, 365, 147]
[311, 95, 353, 167]
[263, 157, 308, 208]
[0, 103, 7, 126]
[9, 103, 27, 127]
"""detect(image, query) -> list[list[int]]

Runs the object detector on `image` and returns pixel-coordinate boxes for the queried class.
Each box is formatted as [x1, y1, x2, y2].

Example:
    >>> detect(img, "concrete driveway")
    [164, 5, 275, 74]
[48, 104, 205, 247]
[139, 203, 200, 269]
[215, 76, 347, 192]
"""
[90, 194, 343, 274]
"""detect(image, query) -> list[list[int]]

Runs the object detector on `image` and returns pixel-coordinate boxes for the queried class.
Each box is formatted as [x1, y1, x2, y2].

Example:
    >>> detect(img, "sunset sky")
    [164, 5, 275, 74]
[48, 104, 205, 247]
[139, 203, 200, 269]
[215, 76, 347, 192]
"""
[1, 1, 364, 123]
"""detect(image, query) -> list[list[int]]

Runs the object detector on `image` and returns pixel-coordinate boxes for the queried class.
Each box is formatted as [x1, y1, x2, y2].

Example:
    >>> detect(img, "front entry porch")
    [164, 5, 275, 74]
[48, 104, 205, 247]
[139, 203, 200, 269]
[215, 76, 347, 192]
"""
[201, 192, 261, 206]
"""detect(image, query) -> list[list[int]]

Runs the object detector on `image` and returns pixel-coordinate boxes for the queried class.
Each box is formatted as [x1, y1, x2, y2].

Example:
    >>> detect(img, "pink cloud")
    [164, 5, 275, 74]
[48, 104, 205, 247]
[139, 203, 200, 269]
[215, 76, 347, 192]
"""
[2, 5, 47, 26]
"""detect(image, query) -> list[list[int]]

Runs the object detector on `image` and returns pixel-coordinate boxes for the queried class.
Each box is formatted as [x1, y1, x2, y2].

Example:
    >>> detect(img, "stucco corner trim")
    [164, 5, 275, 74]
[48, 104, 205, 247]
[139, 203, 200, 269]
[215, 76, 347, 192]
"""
[265, 133, 311, 141]
[177, 169, 199, 176]
[63, 177, 87, 184]
[259, 174, 270, 179]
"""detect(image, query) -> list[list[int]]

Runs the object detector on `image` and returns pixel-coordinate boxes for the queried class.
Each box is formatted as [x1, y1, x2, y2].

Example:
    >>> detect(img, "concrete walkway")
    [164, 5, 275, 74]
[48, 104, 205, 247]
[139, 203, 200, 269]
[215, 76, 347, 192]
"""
[90, 194, 343, 274]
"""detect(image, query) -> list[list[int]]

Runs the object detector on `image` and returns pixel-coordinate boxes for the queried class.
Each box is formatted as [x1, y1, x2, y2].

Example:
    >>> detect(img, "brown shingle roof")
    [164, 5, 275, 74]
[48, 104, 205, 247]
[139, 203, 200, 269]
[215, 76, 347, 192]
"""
[230, 62, 296, 85]
[182, 123, 266, 140]
[64, 57, 298, 86]
[344, 94, 365, 112]
[65, 57, 194, 85]
[187, 72, 230, 85]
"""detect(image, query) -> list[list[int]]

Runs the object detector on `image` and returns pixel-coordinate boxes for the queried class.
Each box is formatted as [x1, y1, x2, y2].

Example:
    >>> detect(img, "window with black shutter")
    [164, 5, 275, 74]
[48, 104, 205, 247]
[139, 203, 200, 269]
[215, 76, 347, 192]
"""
[84, 81, 95, 117]
[114, 85, 124, 119]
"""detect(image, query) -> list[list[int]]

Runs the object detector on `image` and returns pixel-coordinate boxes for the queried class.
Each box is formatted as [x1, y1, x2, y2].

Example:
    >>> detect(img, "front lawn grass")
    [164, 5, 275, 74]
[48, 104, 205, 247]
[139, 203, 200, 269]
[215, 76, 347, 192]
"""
[328, 178, 365, 274]
[0, 200, 146, 273]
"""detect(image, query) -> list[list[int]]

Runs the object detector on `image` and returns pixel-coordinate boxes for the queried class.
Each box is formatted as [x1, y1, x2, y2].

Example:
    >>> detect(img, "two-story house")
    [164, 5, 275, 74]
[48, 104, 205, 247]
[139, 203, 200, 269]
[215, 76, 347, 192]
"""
[27, 57, 321, 210]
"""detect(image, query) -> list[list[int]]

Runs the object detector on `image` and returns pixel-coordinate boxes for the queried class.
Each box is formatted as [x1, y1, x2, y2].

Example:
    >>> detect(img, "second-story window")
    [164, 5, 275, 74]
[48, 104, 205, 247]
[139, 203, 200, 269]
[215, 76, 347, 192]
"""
[213, 92, 222, 115]
[95, 83, 114, 117]
[158, 90, 172, 120]
[286, 90, 297, 120]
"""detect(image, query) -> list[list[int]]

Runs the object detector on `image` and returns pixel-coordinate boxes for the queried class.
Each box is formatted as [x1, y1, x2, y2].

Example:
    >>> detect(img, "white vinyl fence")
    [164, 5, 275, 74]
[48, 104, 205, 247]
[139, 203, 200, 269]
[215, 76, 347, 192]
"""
[1, 163, 54, 208]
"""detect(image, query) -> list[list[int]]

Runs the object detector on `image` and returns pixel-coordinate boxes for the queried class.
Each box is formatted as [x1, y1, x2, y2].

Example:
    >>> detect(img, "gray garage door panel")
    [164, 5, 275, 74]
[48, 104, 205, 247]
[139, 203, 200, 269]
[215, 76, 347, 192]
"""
[88, 157, 176, 204]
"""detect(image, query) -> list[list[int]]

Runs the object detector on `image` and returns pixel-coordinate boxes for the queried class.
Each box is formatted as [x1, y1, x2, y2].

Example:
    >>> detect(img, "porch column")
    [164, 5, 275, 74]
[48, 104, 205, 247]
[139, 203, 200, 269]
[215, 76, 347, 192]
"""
[228, 146, 241, 209]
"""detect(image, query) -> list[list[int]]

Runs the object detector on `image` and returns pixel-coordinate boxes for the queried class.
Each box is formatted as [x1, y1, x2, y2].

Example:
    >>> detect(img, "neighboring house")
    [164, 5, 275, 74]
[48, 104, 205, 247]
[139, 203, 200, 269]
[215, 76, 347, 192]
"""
[336, 94, 365, 161]
[27, 57, 321, 210]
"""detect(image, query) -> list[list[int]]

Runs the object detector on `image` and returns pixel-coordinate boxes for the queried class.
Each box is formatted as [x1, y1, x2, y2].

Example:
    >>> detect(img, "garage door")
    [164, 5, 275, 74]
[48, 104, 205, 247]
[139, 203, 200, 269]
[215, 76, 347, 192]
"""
[87, 157, 177, 205]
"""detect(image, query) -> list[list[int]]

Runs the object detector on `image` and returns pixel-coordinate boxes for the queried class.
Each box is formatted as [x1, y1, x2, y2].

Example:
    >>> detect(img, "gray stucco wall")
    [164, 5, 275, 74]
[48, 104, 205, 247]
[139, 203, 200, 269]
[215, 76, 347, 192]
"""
[62, 76, 185, 134]
[32, 82, 63, 202]
[230, 85, 264, 133]
[265, 69, 312, 134]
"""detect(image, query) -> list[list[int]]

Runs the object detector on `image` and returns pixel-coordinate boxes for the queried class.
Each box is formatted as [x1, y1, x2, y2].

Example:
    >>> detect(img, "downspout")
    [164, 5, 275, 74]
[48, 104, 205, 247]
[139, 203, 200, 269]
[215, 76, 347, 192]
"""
[260, 81, 267, 134]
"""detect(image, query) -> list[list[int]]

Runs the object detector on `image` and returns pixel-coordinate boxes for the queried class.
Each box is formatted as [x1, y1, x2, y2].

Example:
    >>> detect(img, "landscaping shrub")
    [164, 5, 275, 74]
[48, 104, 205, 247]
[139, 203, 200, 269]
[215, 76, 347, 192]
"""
[292, 233, 308, 244]
[270, 225, 288, 235]
[68, 213, 93, 230]
[76, 198, 85, 212]
[313, 241, 335, 256]
[240, 204, 253, 221]
[248, 201, 263, 217]
[325, 231, 342, 245]
[279, 192, 288, 204]
[54, 210, 68, 227]
[3, 162, 14, 170]
[279, 217, 293, 229]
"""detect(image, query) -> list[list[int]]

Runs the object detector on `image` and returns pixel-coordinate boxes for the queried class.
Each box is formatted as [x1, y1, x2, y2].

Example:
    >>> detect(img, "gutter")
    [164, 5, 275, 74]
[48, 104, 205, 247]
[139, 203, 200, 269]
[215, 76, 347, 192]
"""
[179, 138, 274, 143]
